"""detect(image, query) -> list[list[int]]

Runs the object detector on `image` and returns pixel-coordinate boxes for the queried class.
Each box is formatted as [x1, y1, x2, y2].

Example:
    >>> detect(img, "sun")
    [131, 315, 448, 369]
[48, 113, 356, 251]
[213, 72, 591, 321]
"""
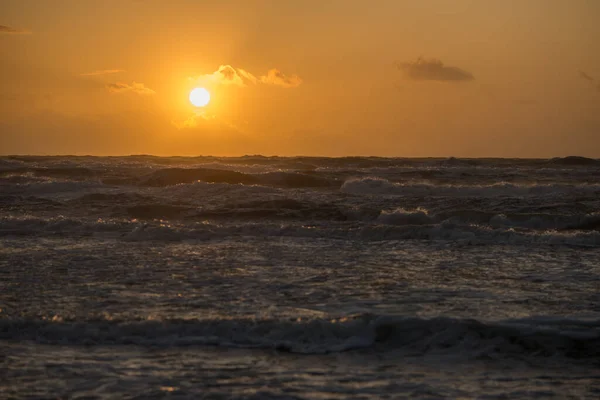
[189, 87, 210, 107]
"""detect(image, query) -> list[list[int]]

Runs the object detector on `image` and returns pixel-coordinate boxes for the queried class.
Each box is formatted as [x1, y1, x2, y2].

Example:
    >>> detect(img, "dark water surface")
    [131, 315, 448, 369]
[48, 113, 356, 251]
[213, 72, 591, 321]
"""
[1, 155, 599, 398]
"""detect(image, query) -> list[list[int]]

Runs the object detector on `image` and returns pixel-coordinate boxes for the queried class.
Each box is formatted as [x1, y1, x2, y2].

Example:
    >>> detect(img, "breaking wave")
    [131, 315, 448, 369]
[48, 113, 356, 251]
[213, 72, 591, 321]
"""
[1, 315, 598, 361]
[2, 216, 600, 246]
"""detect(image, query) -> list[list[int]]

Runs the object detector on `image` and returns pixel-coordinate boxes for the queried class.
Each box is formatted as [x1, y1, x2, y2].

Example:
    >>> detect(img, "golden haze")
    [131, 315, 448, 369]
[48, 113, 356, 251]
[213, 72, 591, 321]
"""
[0, 0, 599, 157]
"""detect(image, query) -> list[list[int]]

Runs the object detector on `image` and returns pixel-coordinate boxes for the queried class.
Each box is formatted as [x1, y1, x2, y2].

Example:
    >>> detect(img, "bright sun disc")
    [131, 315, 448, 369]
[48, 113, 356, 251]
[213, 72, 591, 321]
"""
[189, 87, 210, 107]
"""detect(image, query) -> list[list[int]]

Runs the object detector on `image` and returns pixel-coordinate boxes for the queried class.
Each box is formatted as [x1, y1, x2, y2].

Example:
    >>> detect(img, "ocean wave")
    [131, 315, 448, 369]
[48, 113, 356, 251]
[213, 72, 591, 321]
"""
[175, 161, 294, 174]
[2, 216, 600, 246]
[377, 208, 433, 225]
[1, 180, 107, 196]
[196, 199, 347, 221]
[106, 168, 339, 189]
[378, 209, 600, 231]
[125, 204, 195, 219]
[546, 156, 600, 166]
[0, 158, 26, 170]
[152, 181, 283, 205]
[436, 157, 481, 166]
[137, 168, 259, 186]
[341, 177, 600, 197]
[70, 192, 156, 204]
[0, 174, 51, 185]
[0, 216, 125, 236]
[0, 166, 97, 179]
[489, 212, 600, 231]
[356, 223, 600, 246]
[256, 171, 337, 188]
[1, 315, 598, 361]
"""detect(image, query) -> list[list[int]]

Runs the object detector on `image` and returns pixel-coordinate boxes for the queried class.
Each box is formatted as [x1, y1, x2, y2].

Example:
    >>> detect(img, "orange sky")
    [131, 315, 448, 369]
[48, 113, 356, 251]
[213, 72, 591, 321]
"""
[1, 0, 599, 157]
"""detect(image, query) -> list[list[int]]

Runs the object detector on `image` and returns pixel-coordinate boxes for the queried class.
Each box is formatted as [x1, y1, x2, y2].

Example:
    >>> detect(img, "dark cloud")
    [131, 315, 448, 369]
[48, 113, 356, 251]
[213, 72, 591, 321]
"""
[397, 57, 474, 82]
[0, 25, 30, 34]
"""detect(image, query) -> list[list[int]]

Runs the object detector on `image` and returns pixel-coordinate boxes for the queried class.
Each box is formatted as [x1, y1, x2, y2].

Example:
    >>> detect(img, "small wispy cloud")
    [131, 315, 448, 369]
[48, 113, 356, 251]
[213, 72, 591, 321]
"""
[81, 69, 125, 77]
[260, 69, 303, 88]
[192, 65, 247, 87]
[579, 70, 600, 92]
[190, 65, 302, 88]
[0, 25, 31, 35]
[106, 82, 155, 95]
[397, 57, 474, 82]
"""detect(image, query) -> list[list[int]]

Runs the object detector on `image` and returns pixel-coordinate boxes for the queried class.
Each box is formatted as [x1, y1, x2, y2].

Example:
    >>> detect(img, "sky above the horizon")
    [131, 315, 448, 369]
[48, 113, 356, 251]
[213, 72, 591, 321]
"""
[1, 0, 599, 157]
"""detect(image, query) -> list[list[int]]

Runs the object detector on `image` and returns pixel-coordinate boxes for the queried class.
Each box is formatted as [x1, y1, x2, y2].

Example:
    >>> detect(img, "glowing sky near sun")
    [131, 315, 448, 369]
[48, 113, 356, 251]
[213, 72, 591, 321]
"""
[0, 0, 599, 157]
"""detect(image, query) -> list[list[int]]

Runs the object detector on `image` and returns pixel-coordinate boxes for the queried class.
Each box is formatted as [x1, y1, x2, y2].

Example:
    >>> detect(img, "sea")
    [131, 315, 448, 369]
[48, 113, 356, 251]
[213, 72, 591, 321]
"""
[1, 155, 599, 399]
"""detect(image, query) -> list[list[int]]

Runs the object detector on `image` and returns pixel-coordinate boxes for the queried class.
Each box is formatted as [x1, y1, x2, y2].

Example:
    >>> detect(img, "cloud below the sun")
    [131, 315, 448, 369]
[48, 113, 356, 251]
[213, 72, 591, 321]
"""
[190, 65, 302, 88]
[178, 65, 302, 132]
